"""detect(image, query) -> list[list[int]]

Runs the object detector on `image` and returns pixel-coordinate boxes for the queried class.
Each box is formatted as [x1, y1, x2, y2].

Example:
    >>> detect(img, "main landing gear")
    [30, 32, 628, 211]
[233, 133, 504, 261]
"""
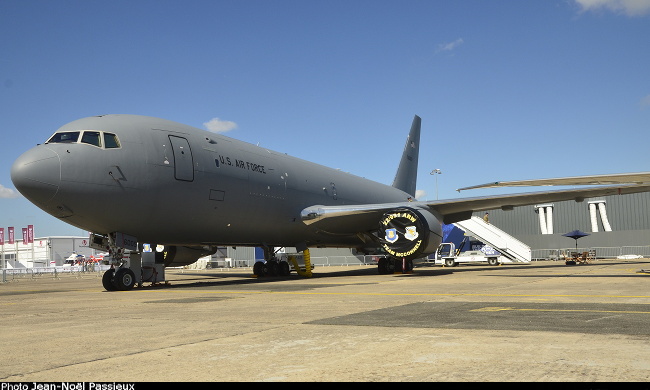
[253, 246, 291, 277]
[377, 257, 413, 275]
[253, 260, 291, 277]
[253, 247, 313, 277]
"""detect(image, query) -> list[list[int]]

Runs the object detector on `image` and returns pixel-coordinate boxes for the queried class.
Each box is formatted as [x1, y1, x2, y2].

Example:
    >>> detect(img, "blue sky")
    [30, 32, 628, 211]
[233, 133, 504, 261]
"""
[1, 0, 649, 237]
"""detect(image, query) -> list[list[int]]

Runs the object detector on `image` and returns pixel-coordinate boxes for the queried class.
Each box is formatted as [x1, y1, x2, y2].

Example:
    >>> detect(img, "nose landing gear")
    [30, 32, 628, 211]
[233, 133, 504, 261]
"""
[102, 267, 136, 291]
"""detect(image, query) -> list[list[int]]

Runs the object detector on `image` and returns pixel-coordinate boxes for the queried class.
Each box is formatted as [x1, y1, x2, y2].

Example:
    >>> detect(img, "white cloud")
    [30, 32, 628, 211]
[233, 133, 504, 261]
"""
[203, 117, 238, 133]
[574, 0, 650, 16]
[415, 189, 427, 200]
[640, 94, 650, 109]
[435, 38, 464, 54]
[0, 184, 20, 199]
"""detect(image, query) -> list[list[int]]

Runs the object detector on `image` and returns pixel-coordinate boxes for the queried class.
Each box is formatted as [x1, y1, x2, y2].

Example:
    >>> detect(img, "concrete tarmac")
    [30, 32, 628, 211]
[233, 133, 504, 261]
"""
[1, 259, 650, 382]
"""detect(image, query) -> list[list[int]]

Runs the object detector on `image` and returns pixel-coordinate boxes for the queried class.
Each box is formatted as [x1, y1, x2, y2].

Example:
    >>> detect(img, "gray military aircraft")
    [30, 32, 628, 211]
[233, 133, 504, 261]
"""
[10, 114, 650, 290]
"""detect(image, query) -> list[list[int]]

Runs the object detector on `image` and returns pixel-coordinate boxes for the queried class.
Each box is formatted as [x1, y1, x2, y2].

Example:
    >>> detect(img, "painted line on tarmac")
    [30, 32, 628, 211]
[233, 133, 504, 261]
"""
[139, 289, 650, 300]
[470, 306, 650, 315]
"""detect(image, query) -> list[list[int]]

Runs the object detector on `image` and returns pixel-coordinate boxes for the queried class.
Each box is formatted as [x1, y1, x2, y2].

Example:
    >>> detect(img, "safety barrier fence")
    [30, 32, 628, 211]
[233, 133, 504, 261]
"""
[201, 255, 378, 270]
[1, 264, 112, 283]
[530, 246, 650, 261]
[4, 248, 649, 283]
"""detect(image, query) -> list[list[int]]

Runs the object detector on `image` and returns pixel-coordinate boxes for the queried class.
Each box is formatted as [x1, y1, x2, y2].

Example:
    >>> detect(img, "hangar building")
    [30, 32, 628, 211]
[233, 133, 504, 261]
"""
[473, 191, 650, 257]
[1, 236, 96, 268]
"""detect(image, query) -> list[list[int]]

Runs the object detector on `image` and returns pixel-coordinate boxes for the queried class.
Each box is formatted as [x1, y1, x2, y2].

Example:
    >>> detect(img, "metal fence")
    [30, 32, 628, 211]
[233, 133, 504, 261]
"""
[1, 264, 112, 283]
[531, 246, 650, 261]
[1, 256, 377, 282]
[203, 255, 378, 269]
[4, 248, 648, 283]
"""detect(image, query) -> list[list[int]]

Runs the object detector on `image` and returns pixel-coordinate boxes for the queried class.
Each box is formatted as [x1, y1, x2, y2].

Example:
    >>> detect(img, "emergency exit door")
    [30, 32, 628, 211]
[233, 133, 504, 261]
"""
[169, 135, 194, 181]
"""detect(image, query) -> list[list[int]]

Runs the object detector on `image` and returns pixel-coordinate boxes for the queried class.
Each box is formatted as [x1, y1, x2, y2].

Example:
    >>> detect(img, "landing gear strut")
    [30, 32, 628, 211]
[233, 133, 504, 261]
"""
[100, 232, 141, 291]
[378, 257, 413, 274]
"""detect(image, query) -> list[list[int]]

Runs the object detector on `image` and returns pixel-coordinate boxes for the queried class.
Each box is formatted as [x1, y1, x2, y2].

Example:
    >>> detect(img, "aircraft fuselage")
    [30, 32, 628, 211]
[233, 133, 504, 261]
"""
[11, 115, 411, 249]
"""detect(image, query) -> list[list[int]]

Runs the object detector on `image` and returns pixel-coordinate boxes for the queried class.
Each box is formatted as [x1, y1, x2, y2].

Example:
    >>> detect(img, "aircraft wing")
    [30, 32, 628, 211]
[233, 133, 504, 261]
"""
[430, 183, 650, 223]
[301, 184, 650, 231]
[456, 172, 650, 191]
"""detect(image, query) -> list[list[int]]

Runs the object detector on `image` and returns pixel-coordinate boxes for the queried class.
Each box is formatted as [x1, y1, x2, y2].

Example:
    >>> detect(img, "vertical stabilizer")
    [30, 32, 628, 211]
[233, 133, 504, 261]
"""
[391, 115, 421, 197]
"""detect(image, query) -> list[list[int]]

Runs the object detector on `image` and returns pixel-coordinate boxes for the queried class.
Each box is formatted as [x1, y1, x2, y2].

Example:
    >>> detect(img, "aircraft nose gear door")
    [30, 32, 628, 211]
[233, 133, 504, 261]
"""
[169, 135, 194, 181]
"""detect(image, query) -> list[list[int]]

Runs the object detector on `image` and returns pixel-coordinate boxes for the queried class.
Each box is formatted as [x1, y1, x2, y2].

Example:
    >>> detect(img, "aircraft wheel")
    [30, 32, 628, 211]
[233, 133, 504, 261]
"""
[278, 261, 291, 277]
[378, 258, 388, 274]
[267, 261, 279, 276]
[386, 258, 396, 273]
[253, 261, 267, 276]
[113, 268, 136, 291]
[102, 269, 117, 291]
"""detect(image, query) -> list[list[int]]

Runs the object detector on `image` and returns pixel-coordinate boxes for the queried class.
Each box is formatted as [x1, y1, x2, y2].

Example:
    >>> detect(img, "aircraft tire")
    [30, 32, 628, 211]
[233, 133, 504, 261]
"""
[278, 261, 291, 277]
[253, 261, 267, 276]
[267, 261, 279, 276]
[386, 258, 396, 273]
[102, 269, 117, 291]
[378, 258, 389, 274]
[113, 268, 136, 291]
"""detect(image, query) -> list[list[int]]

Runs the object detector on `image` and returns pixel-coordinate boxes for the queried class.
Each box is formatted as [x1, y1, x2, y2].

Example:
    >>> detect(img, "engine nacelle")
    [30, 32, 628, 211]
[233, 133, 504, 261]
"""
[161, 245, 218, 267]
[378, 207, 443, 261]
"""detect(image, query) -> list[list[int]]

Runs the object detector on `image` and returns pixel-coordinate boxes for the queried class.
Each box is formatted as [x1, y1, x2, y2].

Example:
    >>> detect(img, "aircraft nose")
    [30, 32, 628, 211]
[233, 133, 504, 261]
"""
[11, 146, 61, 205]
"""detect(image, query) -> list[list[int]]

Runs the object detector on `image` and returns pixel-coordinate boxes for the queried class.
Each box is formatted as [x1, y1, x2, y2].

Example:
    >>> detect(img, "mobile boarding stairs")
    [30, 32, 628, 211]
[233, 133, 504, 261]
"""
[430, 216, 532, 266]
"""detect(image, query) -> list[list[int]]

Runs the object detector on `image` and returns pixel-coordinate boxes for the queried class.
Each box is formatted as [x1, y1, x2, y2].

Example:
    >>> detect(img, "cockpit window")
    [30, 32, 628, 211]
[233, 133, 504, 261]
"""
[46, 130, 121, 149]
[81, 131, 102, 147]
[47, 131, 80, 143]
[104, 132, 120, 148]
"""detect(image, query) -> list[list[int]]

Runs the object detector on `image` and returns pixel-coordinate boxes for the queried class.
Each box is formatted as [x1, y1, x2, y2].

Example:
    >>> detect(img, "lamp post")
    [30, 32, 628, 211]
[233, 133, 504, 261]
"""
[430, 169, 442, 200]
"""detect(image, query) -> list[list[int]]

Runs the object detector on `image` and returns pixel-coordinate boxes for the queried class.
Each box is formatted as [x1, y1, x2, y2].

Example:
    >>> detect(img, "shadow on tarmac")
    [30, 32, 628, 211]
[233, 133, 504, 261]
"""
[129, 259, 649, 292]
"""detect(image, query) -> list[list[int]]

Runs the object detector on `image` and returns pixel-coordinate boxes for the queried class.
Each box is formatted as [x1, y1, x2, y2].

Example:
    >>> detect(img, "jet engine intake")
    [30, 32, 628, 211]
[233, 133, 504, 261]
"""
[378, 207, 442, 261]
[162, 245, 218, 267]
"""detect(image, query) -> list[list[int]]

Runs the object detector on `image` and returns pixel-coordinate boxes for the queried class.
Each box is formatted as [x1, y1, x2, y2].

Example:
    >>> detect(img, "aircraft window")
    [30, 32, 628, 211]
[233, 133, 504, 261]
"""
[103, 133, 120, 149]
[81, 131, 102, 147]
[46, 131, 80, 144]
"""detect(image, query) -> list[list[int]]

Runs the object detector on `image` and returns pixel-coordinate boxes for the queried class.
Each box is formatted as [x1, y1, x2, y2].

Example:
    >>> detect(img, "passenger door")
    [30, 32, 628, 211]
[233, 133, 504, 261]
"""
[168, 135, 194, 181]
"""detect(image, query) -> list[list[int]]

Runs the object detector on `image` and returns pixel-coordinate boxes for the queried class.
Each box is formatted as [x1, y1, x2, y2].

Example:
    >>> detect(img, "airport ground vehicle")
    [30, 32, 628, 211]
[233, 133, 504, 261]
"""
[424, 216, 531, 267]
[431, 242, 504, 267]
[63, 253, 85, 266]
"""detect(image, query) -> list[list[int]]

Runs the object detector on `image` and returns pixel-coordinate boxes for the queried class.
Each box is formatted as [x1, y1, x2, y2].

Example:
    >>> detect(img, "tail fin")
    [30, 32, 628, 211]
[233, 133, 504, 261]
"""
[391, 115, 421, 197]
